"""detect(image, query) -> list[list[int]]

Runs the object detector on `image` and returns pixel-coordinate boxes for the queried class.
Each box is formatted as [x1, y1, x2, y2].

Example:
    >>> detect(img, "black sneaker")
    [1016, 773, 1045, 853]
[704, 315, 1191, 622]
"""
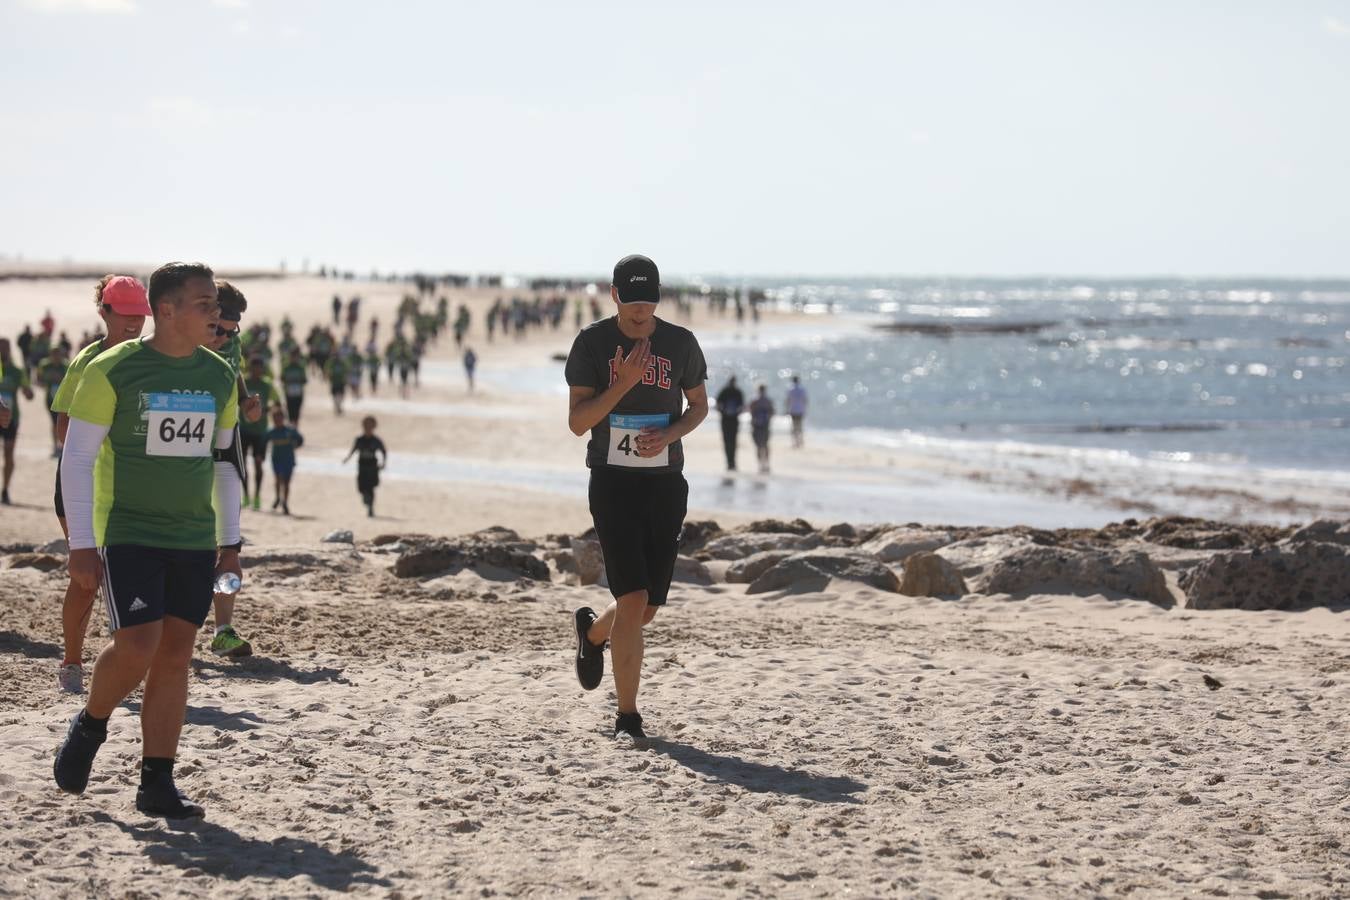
[0, 489, 9, 505]
[53, 712, 106, 794]
[574, 607, 605, 691]
[136, 772, 205, 819]
[614, 712, 646, 741]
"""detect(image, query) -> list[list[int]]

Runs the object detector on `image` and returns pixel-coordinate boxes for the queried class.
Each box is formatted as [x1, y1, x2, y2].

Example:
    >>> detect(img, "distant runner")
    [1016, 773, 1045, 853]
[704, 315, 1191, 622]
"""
[786, 375, 808, 448]
[263, 406, 303, 515]
[748, 384, 774, 474]
[343, 416, 387, 517]
[565, 254, 708, 741]
[0, 338, 35, 505]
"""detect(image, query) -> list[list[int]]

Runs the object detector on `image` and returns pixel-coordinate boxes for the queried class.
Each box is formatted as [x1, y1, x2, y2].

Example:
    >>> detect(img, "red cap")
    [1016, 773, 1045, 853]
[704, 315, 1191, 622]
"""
[102, 276, 151, 316]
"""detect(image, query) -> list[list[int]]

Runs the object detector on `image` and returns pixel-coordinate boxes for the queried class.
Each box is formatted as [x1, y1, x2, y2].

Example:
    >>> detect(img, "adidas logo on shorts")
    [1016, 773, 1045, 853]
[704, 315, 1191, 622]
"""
[129, 597, 148, 612]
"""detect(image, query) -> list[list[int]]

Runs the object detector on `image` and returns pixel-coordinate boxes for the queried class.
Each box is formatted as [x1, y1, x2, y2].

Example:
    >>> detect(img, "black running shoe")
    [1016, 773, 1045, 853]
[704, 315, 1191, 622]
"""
[53, 712, 105, 794]
[614, 711, 646, 741]
[136, 772, 205, 819]
[574, 607, 604, 691]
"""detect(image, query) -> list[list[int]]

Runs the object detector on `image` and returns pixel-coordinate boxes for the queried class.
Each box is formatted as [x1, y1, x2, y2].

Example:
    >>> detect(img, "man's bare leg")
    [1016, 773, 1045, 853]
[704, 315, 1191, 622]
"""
[61, 581, 98, 666]
[593, 592, 656, 714]
[140, 616, 198, 758]
[86, 620, 163, 718]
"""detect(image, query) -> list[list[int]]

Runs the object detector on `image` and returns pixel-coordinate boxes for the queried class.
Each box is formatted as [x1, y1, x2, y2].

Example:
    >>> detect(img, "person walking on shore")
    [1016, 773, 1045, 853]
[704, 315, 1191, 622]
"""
[786, 375, 808, 448]
[565, 254, 708, 741]
[0, 338, 35, 505]
[54, 261, 241, 819]
[37, 345, 69, 458]
[49, 275, 151, 693]
[463, 346, 478, 392]
[749, 384, 774, 474]
[240, 356, 281, 511]
[280, 347, 308, 425]
[714, 375, 744, 471]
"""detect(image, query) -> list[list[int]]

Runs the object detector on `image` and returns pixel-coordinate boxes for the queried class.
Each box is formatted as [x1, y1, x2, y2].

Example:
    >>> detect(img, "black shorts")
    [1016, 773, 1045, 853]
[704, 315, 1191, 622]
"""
[0, 420, 17, 442]
[240, 430, 267, 461]
[587, 467, 688, 607]
[358, 464, 380, 493]
[98, 545, 216, 631]
[54, 460, 65, 519]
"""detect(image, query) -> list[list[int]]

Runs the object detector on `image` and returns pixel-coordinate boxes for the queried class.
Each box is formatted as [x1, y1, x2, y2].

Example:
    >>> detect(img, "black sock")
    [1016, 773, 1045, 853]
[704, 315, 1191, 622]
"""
[141, 757, 174, 784]
[78, 710, 109, 737]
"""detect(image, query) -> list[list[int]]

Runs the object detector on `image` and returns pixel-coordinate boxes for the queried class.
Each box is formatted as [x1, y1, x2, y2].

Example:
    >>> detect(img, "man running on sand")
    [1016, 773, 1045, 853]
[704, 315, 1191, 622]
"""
[565, 254, 708, 741]
[53, 262, 241, 819]
[49, 275, 151, 693]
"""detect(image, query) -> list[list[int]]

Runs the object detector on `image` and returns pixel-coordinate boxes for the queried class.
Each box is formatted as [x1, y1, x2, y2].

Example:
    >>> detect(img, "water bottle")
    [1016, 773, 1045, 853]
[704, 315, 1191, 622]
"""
[214, 572, 242, 595]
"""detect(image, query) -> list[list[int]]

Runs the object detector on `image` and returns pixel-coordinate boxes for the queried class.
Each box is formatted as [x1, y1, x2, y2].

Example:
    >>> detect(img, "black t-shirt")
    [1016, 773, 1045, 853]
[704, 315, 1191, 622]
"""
[716, 384, 744, 419]
[352, 435, 386, 468]
[564, 316, 707, 473]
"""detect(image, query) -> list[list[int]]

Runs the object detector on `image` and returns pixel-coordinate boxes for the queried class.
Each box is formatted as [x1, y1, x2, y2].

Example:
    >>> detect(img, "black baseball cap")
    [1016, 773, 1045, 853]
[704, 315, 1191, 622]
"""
[613, 254, 660, 304]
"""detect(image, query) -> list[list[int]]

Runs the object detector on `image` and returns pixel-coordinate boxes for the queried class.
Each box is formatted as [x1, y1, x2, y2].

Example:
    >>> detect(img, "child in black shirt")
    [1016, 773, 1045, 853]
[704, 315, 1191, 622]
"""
[343, 415, 387, 517]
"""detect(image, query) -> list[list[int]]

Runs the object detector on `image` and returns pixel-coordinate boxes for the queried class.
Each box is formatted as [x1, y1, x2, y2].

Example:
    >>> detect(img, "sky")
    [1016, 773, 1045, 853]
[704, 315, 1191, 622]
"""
[1, 1, 1348, 278]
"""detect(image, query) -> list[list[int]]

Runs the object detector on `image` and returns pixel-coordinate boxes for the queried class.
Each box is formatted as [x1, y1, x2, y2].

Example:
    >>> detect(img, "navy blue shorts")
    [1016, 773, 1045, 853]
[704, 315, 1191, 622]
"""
[98, 545, 216, 632]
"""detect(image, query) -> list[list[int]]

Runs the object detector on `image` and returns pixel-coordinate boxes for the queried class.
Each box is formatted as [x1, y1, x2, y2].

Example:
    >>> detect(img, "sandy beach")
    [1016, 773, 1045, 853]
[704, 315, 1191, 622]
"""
[1, 274, 1347, 897]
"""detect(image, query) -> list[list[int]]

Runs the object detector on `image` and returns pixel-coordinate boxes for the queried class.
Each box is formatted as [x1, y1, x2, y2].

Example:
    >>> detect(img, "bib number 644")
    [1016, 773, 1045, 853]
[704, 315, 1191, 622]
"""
[145, 393, 217, 458]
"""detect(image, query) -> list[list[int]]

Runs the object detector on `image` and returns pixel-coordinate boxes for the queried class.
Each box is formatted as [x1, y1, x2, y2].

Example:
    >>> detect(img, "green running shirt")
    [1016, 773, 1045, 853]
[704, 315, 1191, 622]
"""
[68, 339, 238, 550]
[0, 363, 31, 425]
[50, 339, 105, 415]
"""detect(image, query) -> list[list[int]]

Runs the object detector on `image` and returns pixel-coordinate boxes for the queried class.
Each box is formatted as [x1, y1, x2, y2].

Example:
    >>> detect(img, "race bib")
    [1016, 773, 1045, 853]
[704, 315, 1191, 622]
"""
[284, 382, 304, 398]
[607, 413, 670, 468]
[145, 393, 216, 457]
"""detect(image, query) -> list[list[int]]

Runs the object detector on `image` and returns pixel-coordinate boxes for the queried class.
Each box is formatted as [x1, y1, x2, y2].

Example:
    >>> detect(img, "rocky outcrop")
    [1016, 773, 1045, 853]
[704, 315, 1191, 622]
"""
[937, 534, 1039, 579]
[4, 553, 65, 573]
[570, 539, 606, 587]
[977, 545, 1171, 605]
[747, 550, 900, 595]
[897, 552, 967, 597]
[1180, 541, 1350, 610]
[394, 536, 549, 581]
[725, 551, 795, 584]
[744, 518, 816, 536]
[862, 527, 953, 563]
[1288, 520, 1350, 547]
[678, 520, 723, 553]
[702, 532, 825, 561]
[672, 556, 714, 585]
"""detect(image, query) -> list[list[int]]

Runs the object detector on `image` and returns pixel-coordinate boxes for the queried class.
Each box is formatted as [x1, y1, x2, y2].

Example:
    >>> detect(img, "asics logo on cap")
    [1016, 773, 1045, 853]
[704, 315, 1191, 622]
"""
[630, 275, 647, 282]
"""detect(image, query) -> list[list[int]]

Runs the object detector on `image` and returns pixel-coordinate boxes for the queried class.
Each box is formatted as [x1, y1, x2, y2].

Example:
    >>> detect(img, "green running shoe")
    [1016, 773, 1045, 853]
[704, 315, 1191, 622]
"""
[210, 626, 253, 658]
[250, 495, 262, 511]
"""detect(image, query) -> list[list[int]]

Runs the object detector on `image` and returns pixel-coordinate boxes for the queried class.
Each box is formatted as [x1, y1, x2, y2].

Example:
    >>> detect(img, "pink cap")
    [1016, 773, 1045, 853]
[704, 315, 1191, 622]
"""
[102, 276, 151, 316]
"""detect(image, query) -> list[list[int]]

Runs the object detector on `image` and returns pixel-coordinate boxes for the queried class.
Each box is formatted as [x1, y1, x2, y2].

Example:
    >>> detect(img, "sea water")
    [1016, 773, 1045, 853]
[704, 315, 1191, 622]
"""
[699, 277, 1348, 472]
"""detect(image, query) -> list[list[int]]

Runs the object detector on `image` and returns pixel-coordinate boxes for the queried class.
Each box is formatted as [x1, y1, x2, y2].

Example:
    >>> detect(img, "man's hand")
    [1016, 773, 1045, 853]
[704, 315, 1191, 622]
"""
[242, 394, 263, 422]
[69, 548, 100, 593]
[635, 425, 672, 458]
[215, 548, 242, 583]
[613, 338, 653, 390]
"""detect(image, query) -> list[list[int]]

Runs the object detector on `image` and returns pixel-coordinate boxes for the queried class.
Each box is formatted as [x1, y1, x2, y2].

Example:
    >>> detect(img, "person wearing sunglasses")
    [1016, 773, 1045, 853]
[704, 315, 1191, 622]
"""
[48, 275, 151, 695]
[203, 281, 261, 659]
